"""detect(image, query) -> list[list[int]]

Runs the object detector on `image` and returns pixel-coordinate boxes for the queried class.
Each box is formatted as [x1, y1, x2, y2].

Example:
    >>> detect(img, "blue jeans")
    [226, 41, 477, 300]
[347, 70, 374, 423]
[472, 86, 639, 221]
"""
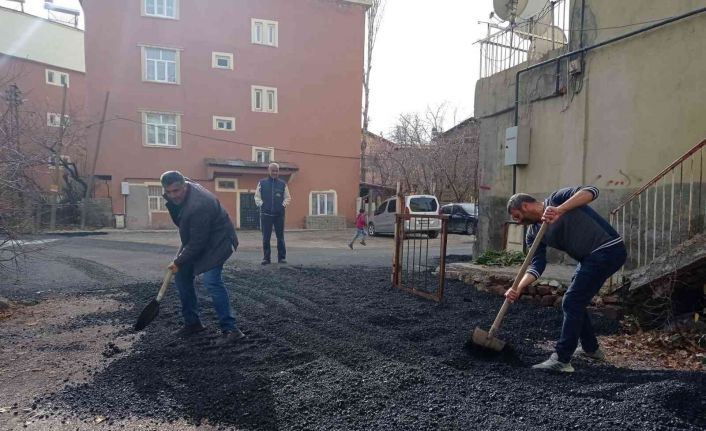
[174, 264, 236, 331]
[556, 243, 627, 363]
[349, 228, 367, 245]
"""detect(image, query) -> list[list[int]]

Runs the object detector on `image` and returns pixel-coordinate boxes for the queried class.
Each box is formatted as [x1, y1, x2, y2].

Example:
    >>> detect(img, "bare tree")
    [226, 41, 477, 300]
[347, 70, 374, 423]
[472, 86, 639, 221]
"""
[0, 81, 86, 273]
[360, 0, 386, 181]
[369, 105, 480, 202]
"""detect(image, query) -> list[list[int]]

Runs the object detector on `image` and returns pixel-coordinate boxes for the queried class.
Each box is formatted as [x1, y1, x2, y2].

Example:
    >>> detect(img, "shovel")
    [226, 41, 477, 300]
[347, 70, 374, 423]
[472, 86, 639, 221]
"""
[134, 268, 174, 331]
[471, 222, 548, 352]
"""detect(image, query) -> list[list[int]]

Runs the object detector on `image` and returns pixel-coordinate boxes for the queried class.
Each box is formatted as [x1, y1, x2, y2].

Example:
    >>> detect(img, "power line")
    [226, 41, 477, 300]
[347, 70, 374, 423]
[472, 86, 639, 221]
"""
[107, 115, 362, 161]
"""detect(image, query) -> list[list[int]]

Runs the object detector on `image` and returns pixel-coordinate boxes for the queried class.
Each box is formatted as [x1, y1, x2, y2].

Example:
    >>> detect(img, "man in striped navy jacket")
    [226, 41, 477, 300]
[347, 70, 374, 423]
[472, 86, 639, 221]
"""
[505, 186, 626, 372]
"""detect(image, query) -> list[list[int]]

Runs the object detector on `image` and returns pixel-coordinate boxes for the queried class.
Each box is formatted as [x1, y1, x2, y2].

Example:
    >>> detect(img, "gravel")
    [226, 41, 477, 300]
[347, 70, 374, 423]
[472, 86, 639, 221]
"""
[33, 266, 706, 430]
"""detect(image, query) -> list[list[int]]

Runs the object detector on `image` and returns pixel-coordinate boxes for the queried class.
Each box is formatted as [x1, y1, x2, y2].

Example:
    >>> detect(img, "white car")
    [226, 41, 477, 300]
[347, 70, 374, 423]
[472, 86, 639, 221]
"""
[368, 195, 441, 238]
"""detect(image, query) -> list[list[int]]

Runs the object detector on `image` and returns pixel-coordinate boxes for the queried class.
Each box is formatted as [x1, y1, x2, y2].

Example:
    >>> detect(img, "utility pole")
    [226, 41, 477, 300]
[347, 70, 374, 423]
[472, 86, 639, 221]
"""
[80, 92, 110, 229]
[49, 83, 68, 231]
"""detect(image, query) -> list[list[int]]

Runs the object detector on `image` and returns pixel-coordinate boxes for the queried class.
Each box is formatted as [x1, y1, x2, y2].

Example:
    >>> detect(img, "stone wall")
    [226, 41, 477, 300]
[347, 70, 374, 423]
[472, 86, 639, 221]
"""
[305, 215, 347, 230]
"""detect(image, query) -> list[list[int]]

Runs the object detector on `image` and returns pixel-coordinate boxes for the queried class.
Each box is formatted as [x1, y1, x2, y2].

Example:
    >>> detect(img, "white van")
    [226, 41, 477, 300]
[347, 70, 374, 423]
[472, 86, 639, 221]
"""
[368, 195, 441, 238]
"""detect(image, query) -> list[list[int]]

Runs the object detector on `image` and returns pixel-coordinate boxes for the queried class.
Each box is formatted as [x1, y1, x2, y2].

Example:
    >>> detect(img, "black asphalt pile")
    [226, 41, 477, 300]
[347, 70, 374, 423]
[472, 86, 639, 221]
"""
[38, 267, 706, 430]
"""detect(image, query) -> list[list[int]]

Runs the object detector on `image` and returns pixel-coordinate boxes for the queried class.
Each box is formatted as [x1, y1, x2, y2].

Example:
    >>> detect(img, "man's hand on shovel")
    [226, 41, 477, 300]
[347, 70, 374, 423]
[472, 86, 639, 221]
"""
[167, 261, 179, 274]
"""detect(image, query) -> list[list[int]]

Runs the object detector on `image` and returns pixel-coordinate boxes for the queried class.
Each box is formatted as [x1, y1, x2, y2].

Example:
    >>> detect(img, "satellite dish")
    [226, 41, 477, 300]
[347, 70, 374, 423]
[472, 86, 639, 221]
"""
[528, 25, 567, 60]
[519, 0, 548, 20]
[493, 0, 528, 22]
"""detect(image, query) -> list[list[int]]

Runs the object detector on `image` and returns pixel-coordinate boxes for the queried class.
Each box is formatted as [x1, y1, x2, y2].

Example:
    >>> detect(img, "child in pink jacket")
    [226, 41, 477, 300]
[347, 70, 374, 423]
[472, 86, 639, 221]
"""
[348, 208, 367, 249]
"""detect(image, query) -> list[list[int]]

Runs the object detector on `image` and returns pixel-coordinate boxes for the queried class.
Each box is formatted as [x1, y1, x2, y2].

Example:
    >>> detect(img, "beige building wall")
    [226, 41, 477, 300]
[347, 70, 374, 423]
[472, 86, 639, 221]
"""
[475, 1, 706, 253]
[0, 7, 85, 72]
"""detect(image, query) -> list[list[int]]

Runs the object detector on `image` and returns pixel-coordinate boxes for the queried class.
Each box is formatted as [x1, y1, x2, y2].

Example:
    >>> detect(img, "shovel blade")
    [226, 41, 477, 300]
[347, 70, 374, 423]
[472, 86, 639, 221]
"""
[134, 299, 160, 331]
[472, 327, 506, 352]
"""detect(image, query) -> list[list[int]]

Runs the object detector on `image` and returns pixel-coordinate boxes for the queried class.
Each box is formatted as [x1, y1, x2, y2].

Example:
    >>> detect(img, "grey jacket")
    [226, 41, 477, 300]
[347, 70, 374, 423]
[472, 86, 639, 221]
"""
[165, 181, 238, 275]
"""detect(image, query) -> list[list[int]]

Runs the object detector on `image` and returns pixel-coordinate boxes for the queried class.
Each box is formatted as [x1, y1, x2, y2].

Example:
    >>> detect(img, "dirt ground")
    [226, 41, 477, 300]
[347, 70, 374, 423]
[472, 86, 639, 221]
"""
[1, 265, 705, 430]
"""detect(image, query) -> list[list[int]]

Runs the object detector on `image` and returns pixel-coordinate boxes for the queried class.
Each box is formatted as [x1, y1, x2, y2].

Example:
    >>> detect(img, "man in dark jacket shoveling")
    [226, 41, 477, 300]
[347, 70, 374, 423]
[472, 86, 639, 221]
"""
[504, 186, 626, 372]
[161, 171, 244, 343]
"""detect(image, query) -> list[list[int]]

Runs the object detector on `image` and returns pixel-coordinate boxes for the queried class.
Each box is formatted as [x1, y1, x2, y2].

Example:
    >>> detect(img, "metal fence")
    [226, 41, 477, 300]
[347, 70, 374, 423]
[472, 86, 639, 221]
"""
[477, 0, 570, 79]
[392, 214, 449, 302]
[610, 138, 706, 273]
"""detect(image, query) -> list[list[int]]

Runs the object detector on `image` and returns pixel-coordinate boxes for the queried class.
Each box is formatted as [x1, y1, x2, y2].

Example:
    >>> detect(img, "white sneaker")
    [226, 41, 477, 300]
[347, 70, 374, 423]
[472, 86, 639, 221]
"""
[532, 353, 574, 373]
[576, 346, 606, 361]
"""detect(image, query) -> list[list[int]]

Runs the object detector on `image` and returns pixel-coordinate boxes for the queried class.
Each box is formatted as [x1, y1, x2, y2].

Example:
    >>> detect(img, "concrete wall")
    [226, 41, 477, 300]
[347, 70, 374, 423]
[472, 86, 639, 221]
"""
[0, 7, 84, 72]
[475, 1, 706, 253]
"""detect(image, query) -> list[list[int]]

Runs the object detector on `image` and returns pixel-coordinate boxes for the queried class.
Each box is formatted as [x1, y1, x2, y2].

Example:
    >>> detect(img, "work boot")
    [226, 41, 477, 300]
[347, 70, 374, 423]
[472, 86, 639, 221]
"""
[278, 259, 287, 264]
[348, 242, 354, 250]
[173, 322, 206, 338]
[219, 328, 245, 345]
[576, 346, 606, 361]
[532, 353, 574, 373]
[261, 259, 271, 265]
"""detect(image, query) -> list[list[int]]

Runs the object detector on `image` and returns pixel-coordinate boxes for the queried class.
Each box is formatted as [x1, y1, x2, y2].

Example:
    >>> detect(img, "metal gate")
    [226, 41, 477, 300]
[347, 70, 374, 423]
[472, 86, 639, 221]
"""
[392, 213, 449, 302]
[239, 192, 260, 230]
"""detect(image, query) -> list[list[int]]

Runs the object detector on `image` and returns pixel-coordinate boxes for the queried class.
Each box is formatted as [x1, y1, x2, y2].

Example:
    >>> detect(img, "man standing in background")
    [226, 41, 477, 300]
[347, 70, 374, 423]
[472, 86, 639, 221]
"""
[255, 163, 291, 265]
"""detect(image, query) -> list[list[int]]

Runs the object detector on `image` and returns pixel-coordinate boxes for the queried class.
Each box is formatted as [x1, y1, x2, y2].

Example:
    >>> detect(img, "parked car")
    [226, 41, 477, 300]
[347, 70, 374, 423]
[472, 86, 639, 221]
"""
[368, 195, 441, 238]
[440, 203, 478, 235]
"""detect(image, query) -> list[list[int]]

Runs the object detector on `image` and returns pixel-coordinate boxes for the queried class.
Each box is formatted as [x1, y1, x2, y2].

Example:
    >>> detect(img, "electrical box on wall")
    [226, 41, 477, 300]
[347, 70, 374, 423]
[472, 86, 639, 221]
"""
[504, 126, 530, 166]
[120, 182, 130, 195]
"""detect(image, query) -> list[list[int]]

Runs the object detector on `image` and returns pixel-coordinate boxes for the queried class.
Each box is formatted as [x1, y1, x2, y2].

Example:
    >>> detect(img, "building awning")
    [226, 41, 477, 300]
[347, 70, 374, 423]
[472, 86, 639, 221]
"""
[204, 158, 299, 179]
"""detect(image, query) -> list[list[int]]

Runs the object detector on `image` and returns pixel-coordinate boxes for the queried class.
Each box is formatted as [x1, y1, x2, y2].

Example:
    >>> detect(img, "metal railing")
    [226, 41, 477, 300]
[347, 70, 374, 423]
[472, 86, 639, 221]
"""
[610, 138, 706, 273]
[477, 0, 570, 79]
[392, 214, 449, 302]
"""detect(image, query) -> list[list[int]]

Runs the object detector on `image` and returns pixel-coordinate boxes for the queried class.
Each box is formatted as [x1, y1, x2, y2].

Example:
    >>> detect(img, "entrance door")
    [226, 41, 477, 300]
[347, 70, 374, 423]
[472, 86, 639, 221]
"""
[239, 192, 260, 230]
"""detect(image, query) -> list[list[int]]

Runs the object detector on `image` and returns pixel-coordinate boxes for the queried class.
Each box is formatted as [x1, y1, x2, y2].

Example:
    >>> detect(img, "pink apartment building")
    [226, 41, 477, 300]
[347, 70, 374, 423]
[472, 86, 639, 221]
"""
[81, 0, 370, 229]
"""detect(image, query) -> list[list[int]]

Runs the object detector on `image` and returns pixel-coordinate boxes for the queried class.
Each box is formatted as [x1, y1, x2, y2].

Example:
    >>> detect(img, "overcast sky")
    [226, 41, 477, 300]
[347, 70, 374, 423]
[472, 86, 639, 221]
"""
[2, 0, 492, 135]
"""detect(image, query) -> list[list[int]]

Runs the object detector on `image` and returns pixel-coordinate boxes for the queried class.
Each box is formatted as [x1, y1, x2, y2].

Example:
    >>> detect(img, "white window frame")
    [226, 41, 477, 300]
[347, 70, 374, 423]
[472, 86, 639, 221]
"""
[146, 183, 168, 212]
[47, 112, 70, 128]
[45, 69, 69, 87]
[251, 18, 278, 47]
[140, 45, 181, 84]
[212, 116, 235, 131]
[309, 190, 338, 216]
[252, 146, 274, 163]
[251, 86, 278, 113]
[142, 0, 179, 20]
[212, 52, 234, 70]
[215, 178, 238, 192]
[141, 111, 181, 148]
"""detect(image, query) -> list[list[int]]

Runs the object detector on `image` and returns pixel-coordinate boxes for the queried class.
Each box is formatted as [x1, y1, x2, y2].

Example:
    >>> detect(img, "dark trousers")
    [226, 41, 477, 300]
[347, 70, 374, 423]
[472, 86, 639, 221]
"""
[261, 213, 286, 261]
[556, 243, 627, 363]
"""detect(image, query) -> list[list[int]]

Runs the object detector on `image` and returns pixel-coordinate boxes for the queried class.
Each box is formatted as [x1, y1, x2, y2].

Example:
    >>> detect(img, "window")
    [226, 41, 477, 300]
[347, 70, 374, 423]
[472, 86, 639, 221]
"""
[143, 112, 180, 147]
[252, 147, 274, 163]
[147, 185, 167, 212]
[213, 116, 235, 131]
[441, 205, 452, 215]
[215, 178, 238, 192]
[310, 191, 336, 216]
[409, 197, 438, 212]
[144, 0, 178, 19]
[251, 86, 277, 113]
[46, 69, 69, 87]
[47, 113, 70, 127]
[212, 52, 233, 69]
[251, 19, 278, 47]
[143, 46, 179, 84]
[387, 199, 397, 213]
[374, 201, 387, 216]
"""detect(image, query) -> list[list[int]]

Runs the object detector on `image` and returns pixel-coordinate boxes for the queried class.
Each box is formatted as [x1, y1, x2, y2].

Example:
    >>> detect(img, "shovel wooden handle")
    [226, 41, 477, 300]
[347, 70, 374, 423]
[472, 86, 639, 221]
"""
[156, 269, 173, 302]
[487, 222, 548, 338]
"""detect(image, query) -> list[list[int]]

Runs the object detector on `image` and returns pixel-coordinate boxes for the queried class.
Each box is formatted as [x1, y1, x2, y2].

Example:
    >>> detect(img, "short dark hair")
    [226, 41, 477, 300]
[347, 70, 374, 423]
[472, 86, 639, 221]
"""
[359, 208, 365, 213]
[160, 171, 185, 188]
[507, 193, 537, 213]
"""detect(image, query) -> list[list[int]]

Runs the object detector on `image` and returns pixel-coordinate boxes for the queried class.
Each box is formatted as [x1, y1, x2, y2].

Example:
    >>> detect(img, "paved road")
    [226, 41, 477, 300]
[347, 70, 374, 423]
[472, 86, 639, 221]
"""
[0, 230, 475, 299]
